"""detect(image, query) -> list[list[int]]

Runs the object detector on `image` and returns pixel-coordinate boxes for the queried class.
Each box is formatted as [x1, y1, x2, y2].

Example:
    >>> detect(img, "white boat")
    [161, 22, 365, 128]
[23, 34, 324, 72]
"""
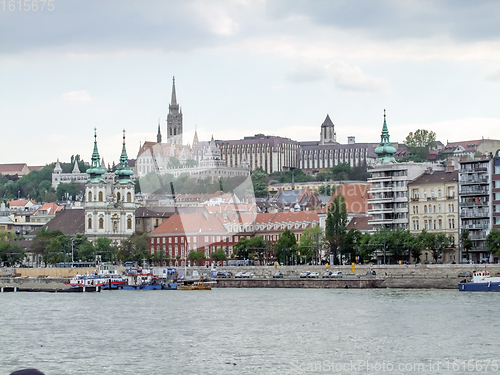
[458, 271, 500, 292]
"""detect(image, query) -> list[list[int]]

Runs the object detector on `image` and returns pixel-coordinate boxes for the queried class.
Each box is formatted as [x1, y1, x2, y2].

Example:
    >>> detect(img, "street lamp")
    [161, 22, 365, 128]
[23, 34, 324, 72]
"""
[71, 238, 75, 267]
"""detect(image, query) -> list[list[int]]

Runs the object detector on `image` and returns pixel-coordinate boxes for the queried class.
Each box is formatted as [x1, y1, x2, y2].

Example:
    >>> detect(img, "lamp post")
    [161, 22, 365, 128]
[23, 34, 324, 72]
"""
[71, 238, 75, 267]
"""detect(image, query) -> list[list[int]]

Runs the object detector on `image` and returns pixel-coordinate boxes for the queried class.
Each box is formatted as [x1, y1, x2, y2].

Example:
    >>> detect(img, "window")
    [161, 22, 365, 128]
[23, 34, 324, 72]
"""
[416, 206, 418, 214]
[88, 217, 92, 229]
[449, 219, 452, 229]
[438, 189, 442, 197]
[169, 237, 172, 243]
[438, 204, 441, 213]
[162, 237, 166, 244]
[416, 220, 419, 230]
[431, 190, 435, 198]
[433, 220, 436, 230]
[438, 219, 442, 230]
[433, 206, 436, 213]
[117, 192, 121, 201]
[99, 191, 103, 202]
[424, 190, 427, 198]
[127, 192, 132, 203]
[175, 237, 178, 243]
[424, 220, 428, 230]
[127, 218, 132, 229]
[88, 191, 92, 202]
[424, 205, 427, 214]
[181, 237, 184, 243]
[99, 217, 104, 229]
[452, 219, 455, 228]
[205, 236, 209, 242]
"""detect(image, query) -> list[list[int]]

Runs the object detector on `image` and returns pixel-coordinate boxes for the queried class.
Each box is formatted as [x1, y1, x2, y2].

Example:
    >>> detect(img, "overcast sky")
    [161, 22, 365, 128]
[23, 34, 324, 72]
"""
[1, 0, 500, 167]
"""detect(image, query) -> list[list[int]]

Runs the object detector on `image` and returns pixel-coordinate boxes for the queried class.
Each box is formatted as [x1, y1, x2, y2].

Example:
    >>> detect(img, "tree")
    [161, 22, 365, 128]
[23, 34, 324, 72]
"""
[297, 226, 322, 263]
[324, 194, 347, 264]
[0, 233, 25, 266]
[460, 229, 473, 261]
[94, 237, 114, 262]
[211, 248, 227, 262]
[486, 228, 500, 257]
[405, 129, 437, 148]
[118, 231, 150, 264]
[167, 157, 182, 169]
[247, 236, 268, 264]
[274, 228, 297, 265]
[234, 237, 251, 259]
[188, 250, 206, 265]
[343, 229, 363, 264]
[403, 231, 423, 264]
[404, 129, 437, 161]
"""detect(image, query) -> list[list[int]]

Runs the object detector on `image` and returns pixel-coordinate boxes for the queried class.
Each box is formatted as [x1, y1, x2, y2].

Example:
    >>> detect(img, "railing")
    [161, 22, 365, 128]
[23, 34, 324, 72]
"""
[459, 188, 489, 195]
[447, 196, 455, 200]
[460, 210, 489, 218]
[460, 176, 489, 184]
[461, 224, 489, 230]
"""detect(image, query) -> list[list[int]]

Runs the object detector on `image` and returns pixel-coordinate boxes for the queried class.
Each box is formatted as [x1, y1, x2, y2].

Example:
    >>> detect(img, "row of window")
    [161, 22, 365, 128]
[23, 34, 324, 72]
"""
[87, 217, 133, 230]
[412, 204, 455, 214]
[412, 218, 455, 231]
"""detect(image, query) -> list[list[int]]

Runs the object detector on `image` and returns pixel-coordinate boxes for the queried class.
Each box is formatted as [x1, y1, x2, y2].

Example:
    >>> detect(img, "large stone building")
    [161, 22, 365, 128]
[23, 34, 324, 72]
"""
[408, 169, 459, 263]
[84, 130, 135, 245]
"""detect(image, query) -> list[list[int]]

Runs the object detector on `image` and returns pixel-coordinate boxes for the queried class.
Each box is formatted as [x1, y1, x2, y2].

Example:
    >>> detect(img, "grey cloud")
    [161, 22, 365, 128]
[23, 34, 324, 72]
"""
[285, 64, 327, 83]
[266, 0, 500, 42]
[0, 0, 225, 54]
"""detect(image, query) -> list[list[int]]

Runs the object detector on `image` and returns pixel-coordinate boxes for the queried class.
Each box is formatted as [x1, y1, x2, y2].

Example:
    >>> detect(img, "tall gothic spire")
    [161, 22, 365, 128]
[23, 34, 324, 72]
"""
[170, 76, 177, 106]
[374, 110, 397, 163]
[157, 118, 162, 143]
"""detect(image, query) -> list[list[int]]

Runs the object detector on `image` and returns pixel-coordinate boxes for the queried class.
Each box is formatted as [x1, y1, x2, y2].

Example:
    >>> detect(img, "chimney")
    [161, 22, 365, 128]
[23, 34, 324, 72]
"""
[347, 136, 355, 144]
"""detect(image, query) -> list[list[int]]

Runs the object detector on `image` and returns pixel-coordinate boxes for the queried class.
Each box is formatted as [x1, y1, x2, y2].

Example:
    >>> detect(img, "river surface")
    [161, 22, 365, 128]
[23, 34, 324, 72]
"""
[1, 288, 500, 374]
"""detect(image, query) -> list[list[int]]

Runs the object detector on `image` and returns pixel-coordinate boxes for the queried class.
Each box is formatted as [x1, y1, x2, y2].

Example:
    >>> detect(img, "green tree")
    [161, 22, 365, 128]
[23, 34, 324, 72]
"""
[343, 229, 363, 264]
[234, 237, 251, 259]
[95, 237, 114, 262]
[247, 236, 268, 264]
[188, 250, 206, 265]
[167, 157, 182, 169]
[486, 228, 500, 257]
[404, 129, 437, 161]
[460, 229, 473, 261]
[274, 228, 297, 265]
[118, 231, 150, 264]
[324, 194, 347, 264]
[211, 248, 227, 262]
[297, 225, 322, 263]
[0, 233, 25, 266]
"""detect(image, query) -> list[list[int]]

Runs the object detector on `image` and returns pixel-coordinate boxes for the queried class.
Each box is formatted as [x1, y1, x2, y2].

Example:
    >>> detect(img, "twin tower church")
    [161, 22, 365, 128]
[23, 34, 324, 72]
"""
[84, 130, 135, 245]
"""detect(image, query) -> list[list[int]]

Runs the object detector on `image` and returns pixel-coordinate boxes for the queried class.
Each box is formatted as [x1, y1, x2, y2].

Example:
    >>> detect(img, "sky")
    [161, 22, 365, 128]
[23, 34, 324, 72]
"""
[1, 0, 500, 167]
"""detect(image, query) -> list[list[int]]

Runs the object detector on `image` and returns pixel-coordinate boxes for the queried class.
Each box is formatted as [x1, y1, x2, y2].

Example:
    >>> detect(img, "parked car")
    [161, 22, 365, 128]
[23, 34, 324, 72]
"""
[322, 271, 332, 278]
[216, 271, 228, 278]
[235, 272, 245, 278]
[331, 271, 343, 278]
[244, 272, 255, 278]
[273, 272, 284, 278]
[308, 272, 320, 278]
[299, 271, 311, 278]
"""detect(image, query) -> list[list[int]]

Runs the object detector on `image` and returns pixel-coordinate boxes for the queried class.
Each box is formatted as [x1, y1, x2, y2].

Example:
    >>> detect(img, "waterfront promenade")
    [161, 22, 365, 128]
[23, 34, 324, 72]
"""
[1, 264, 498, 290]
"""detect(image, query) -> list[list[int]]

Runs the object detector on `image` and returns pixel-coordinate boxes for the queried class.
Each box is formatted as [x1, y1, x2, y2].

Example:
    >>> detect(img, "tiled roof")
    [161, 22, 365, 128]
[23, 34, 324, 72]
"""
[150, 212, 227, 235]
[0, 164, 27, 172]
[7, 199, 36, 207]
[28, 166, 45, 172]
[326, 183, 370, 214]
[33, 203, 64, 216]
[409, 170, 458, 185]
[346, 215, 373, 231]
[40, 209, 85, 236]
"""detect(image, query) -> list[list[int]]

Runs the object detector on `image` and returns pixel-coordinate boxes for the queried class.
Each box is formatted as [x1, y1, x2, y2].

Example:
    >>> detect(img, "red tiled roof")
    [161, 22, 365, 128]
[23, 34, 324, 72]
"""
[7, 199, 36, 207]
[326, 183, 370, 214]
[346, 215, 373, 231]
[33, 203, 64, 215]
[0, 164, 27, 172]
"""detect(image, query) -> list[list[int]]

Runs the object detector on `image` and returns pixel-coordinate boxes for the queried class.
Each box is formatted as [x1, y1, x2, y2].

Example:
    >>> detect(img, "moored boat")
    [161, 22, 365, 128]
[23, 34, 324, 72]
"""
[458, 271, 500, 292]
[177, 277, 213, 290]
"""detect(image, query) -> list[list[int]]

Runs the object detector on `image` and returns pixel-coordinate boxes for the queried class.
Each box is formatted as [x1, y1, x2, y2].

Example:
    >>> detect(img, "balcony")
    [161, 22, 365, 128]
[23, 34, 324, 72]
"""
[446, 196, 455, 200]
[461, 223, 489, 230]
[459, 188, 489, 196]
[460, 176, 489, 184]
[460, 210, 489, 218]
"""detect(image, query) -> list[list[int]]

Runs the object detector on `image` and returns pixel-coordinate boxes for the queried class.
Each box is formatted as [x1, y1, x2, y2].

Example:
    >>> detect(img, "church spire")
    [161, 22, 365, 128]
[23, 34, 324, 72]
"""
[157, 118, 162, 143]
[374, 109, 397, 163]
[170, 76, 177, 106]
[86, 128, 106, 182]
[115, 129, 134, 183]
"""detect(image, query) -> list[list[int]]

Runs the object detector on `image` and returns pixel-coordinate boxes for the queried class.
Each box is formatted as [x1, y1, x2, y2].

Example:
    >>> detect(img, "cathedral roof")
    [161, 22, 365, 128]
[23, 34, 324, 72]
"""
[321, 114, 334, 128]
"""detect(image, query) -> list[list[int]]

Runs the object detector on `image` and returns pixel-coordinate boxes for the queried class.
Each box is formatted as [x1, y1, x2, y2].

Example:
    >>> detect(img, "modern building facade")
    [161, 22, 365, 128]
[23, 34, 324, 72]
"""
[458, 156, 494, 263]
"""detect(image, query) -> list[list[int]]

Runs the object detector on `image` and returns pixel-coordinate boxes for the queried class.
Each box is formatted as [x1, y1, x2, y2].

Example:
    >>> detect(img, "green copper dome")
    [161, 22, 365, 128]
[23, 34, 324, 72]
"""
[375, 110, 397, 163]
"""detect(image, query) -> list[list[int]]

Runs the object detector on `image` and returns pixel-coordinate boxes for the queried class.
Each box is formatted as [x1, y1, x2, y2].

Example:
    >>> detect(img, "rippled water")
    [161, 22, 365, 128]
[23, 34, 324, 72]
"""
[1, 288, 500, 374]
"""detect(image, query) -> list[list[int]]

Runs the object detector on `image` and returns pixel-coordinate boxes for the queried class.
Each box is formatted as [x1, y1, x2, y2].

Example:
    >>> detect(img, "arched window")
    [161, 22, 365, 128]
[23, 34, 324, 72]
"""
[127, 192, 132, 203]
[99, 191, 103, 202]
[88, 217, 92, 229]
[99, 217, 104, 229]
[424, 205, 427, 214]
[117, 192, 121, 202]
[88, 191, 92, 202]
[127, 217, 132, 229]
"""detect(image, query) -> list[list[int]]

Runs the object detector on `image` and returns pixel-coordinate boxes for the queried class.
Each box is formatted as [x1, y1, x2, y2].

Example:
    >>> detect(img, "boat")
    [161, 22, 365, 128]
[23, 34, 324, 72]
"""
[177, 277, 213, 290]
[120, 267, 179, 290]
[69, 273, 124, 289]
[458, 270, 500, 291]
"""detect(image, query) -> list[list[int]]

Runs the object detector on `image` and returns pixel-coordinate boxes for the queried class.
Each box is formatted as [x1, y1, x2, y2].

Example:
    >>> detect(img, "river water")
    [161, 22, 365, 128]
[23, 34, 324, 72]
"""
[1, 288, 499, 374]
